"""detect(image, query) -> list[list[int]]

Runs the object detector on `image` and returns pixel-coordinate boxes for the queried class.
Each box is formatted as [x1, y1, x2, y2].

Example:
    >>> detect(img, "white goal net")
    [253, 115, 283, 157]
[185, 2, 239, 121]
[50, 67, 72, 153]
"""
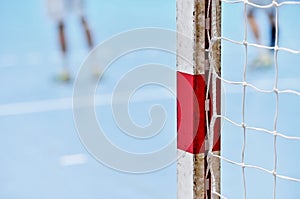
[209, 0, 300, 198]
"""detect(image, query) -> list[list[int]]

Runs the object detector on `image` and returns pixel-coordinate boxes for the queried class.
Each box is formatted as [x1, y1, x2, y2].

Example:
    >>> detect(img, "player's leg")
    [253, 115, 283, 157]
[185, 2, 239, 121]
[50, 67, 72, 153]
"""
[47, 0, 71, 82]
[57, 20, 71, 81]
[72, 0, 101, 77]
[247, 8, 261, 44]
[59, 21, 67, 54]
[81, 16, 94, 49]
[81, 15, 102, 77]
[72, 0, 93, 49]
[247, 7, 272, 68]
[75, 0, 101, 77]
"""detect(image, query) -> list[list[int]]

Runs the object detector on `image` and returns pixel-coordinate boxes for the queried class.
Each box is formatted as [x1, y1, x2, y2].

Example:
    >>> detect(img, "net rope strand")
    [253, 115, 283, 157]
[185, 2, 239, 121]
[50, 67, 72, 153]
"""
[206, 0, 300, 198]
[241, 1, 249, 198]
[272, 1, 280, 198]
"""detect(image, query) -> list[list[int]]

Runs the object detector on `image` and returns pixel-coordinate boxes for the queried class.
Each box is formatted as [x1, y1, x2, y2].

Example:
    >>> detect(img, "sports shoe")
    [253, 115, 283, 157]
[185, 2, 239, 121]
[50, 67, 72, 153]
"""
[251, 51, 273, 68]
[55, 70, 71, 82]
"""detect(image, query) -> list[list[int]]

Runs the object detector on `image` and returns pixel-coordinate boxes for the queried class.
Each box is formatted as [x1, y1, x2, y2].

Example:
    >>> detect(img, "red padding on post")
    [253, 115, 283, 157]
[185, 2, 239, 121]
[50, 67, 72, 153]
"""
[177, 72, 206, 154]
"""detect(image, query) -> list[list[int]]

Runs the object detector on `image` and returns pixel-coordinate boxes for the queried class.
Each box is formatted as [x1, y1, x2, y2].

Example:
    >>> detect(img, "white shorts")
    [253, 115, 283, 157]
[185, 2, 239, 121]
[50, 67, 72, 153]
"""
[47, 0, 85, 21]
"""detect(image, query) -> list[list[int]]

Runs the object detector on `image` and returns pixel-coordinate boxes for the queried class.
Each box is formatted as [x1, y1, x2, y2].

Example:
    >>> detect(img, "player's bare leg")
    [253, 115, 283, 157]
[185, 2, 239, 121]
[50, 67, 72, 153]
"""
[58, 21, 71, 82]
[81, 16, 93, 49]
[80, 16, 101, 77]
[59, 21, 67, 54]
[247, 11, 261, 44]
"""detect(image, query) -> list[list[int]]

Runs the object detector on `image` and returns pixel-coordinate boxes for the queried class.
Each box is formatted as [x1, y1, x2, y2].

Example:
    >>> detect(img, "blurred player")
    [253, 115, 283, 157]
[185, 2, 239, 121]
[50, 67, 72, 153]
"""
[247, 0, 276, 67]
[47, 0, 94, 82]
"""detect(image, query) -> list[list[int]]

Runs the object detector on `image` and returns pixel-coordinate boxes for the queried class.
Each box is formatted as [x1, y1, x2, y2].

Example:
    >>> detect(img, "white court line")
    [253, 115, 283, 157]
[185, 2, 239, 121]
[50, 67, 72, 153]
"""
[0, 88, 174, 116]
[0, 78, 299, 116]
[0, 51, 87, 68]
[60, 153, 88, 166]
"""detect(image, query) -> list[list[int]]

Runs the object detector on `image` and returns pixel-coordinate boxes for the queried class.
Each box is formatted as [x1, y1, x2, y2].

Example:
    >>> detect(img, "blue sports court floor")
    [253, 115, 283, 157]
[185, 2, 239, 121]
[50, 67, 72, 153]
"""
[0, 1, 176, 198]
[1, 0, 300, 198]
